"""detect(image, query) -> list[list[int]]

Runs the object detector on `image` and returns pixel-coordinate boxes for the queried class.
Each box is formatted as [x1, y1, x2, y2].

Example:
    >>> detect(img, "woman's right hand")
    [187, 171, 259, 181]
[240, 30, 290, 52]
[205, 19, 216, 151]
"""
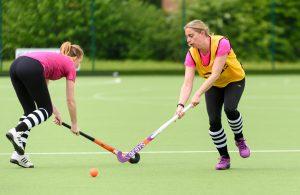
[71, 123, 80, 135]
[52, 105, 62, 125]
[175, 105, 185, 119]
[53, 114, 62, 126]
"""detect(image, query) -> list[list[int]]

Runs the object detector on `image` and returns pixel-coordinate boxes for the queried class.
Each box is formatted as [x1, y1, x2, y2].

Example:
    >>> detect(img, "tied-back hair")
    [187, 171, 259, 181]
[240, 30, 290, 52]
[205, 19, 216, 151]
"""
[184, 20, 211, 36]
[60, 41, 84, 59]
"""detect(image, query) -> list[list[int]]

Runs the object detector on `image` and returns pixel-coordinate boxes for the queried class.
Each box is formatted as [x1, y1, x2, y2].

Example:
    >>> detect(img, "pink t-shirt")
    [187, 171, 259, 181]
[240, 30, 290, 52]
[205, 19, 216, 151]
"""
[23, 52, 76, 81]
[184, 38, 231, 67]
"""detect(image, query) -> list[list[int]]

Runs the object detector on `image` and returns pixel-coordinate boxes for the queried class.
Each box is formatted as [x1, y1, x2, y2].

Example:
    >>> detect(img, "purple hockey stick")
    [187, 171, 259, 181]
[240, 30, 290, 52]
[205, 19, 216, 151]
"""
[117, 104, 193, 163]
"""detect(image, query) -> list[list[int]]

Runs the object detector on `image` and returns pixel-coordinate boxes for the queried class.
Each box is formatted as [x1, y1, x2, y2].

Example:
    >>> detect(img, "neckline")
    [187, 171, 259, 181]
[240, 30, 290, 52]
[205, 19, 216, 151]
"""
[199, 36, 211, 55]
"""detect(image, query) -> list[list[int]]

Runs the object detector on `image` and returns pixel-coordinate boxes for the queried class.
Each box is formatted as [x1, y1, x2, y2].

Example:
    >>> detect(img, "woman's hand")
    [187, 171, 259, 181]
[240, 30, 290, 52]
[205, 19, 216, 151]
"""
[53, 107, 62, 125]
[53, 113, 63, 125]
[175, 104, 185, 119]
[191, 92, 201, 107]
[71, 123, 80, 135]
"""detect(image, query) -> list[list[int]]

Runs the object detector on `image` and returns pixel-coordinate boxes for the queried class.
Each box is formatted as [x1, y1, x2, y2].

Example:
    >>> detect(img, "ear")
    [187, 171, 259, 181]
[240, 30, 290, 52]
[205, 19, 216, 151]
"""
[200, 31, 206, 36]
[71, 56, 78, 62]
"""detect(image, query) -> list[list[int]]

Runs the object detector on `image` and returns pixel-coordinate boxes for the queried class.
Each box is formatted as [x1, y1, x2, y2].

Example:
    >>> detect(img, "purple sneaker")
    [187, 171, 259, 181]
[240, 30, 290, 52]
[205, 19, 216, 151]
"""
[236, 138, 250, 158]
[215, 156, 230, 170]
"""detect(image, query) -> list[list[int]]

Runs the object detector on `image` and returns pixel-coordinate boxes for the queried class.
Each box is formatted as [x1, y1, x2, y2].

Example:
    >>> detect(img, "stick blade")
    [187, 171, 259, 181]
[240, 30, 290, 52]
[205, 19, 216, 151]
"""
[117, 151, 129, 163]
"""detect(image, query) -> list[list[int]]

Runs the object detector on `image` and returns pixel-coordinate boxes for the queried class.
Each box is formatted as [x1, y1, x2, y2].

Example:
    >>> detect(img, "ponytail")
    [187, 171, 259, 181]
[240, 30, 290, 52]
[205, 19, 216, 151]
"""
[60, 41, 84, 59]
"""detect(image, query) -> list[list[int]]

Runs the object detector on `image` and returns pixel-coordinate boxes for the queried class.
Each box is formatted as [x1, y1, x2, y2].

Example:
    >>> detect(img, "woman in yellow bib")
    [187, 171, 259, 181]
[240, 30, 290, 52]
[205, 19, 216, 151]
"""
[176, 20, 250, 170]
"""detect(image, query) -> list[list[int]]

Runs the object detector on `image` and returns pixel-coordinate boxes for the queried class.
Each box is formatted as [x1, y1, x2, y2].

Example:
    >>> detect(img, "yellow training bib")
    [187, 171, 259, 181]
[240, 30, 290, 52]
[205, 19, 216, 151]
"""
[189, 35, 245, 87]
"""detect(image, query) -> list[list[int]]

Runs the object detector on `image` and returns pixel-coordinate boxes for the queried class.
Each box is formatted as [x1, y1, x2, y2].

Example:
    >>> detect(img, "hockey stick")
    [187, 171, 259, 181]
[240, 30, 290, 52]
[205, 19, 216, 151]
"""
[62, 122, 140, 164]
[117, 104, 193, 163]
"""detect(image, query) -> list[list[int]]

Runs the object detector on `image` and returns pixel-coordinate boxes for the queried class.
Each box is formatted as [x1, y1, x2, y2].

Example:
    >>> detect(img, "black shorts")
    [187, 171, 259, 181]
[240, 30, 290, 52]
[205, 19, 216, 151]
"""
[10, 56, 52, 115]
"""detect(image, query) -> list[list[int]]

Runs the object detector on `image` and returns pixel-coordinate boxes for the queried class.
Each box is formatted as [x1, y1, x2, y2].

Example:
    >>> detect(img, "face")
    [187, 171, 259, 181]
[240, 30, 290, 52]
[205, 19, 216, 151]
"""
[185, 27, 206, 49]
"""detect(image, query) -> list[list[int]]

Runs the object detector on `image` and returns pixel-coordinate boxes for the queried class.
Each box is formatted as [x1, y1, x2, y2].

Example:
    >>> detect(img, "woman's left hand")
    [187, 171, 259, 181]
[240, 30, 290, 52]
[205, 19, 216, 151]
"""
[191, 92, 201, 107]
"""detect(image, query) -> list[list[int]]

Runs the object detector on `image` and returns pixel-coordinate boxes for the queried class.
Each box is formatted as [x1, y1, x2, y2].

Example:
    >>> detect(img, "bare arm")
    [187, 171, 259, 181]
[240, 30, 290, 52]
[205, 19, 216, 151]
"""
[191, 54, 227, 105]
[178, 66, 195, 105]
[66, 80, 79, 135]
[66, 80, 77, 124]
[52, 105, 61, 119]
[176, 66, 195, 118]
[46, 79, 61, 120]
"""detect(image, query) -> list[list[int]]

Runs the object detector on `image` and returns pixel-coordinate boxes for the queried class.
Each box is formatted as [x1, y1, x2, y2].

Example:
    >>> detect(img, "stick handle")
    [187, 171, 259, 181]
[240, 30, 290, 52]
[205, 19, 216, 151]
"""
[151, 103, 193, 138]
[117, 104, 193, 163]
[183, 103, 193, 112]
[62, 122, 71, 129]
[62, 122, 94, 141]
[61, 122, 117, 154]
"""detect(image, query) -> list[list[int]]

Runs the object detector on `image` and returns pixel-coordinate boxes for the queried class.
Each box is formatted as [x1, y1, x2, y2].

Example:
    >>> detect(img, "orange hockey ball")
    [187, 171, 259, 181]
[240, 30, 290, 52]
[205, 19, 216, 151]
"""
[90, 168, 98, 177]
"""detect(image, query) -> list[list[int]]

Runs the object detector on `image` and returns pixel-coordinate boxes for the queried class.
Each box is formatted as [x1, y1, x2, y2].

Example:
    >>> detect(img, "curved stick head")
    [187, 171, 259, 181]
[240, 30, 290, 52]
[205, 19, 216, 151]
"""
[117, 151, 130, 163]
[129, 153, 140, 164]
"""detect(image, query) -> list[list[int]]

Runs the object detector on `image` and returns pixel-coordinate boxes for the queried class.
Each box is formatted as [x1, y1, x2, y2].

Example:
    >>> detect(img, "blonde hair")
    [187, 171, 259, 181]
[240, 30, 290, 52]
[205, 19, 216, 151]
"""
[60, 41, 84, 60]
[184, 20, 210, 36]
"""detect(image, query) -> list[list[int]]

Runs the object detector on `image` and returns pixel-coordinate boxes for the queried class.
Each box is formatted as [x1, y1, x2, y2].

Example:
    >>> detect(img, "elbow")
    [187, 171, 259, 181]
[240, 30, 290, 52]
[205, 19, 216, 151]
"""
[210, 73, 221, 81]
[182, 81, 193, 89]
[67, 98, 75, 105]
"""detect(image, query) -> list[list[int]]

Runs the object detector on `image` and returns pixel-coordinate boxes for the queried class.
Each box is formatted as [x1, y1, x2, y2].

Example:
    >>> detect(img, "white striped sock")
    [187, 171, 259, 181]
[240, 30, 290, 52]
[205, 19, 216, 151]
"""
[21, 108, 49, 130]
[228, 114, 243, 135]
[209, 128, 227, 149]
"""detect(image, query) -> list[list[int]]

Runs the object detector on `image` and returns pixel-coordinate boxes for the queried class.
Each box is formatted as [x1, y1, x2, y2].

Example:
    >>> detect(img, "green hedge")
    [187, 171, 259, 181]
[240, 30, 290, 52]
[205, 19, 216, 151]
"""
[187, 0, 300, 61]
[2, 0, 300, 61]
[2, 0, 182, 60]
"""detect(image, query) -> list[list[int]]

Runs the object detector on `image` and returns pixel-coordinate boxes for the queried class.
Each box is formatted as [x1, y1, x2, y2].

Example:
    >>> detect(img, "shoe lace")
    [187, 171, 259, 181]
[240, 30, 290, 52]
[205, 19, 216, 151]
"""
[237, 139, 247, 150]
[219, 156, 229, 163]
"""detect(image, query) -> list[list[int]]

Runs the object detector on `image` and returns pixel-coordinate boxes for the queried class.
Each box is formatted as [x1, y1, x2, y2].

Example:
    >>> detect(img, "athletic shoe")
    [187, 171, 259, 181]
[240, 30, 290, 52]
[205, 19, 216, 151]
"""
[235, 138, 251, 158]
[6, 128, 25, 155]
[10, 151, 34, 168]
[215, 156, 230, 170]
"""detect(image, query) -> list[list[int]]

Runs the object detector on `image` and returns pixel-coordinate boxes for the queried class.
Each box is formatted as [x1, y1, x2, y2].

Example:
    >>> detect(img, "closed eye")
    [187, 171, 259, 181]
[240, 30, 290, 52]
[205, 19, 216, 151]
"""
[186, 34, 194, 40]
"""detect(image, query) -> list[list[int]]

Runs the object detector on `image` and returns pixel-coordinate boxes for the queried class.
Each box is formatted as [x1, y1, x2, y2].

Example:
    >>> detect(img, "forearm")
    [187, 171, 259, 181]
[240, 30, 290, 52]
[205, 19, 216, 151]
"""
[47, 80, 60, 116]
[196, 74, 219, 96]
[52, 104, 60, 116]
[195, 55, 226, 96]
[67, 99, 77, 124]
[178, 83, 193, 105]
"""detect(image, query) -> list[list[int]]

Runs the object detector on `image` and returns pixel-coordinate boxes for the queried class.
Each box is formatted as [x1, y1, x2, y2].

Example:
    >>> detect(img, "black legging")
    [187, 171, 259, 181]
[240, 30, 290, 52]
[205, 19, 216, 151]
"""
[10, 56, 53, 123]
[205, 78, 245, 132]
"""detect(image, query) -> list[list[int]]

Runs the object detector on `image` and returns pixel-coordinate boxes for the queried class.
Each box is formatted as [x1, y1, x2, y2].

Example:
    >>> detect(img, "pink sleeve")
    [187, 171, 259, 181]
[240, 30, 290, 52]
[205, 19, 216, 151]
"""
[216, 38, 231, 57]
[66, 65, 76, 82]
[184, 52, 196, 68]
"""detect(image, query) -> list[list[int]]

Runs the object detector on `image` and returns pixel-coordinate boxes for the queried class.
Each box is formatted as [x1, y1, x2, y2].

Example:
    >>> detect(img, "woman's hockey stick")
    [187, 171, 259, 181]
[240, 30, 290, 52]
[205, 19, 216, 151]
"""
[62, 122, 140, 164]
[117, 104, 193, 163]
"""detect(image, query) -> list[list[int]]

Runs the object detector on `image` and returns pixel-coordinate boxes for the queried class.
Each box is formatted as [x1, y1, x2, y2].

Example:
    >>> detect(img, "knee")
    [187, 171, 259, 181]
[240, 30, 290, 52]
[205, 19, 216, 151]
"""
[224, 108, 239, 120]
[46, 106, 53, 117]
[209, 120, 222, 132]
[39, 106, 53, 119]
[24, 108, 36, 116]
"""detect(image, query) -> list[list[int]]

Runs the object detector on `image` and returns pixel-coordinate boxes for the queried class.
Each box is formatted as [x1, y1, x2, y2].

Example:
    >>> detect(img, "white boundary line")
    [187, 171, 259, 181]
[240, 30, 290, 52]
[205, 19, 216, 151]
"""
[1, 149, 300, 156]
